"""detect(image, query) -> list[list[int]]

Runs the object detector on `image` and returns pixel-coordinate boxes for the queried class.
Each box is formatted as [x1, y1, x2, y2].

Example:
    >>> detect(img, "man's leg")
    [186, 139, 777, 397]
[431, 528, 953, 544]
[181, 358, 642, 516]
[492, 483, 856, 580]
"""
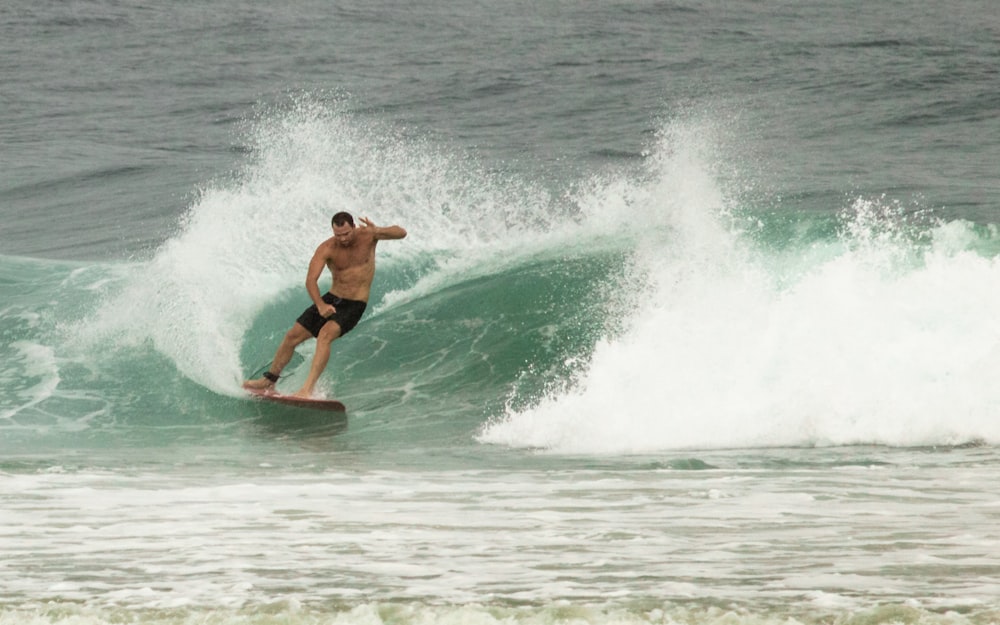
[293, 321, 342, 398]
[243, 323, 313, 389]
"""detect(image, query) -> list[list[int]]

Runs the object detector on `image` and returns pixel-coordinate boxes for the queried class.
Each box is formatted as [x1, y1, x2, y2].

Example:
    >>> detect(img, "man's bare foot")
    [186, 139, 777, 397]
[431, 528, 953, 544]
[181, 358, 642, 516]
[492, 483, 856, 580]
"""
[242, 377, 276, 391]
[290, 387, 315, 399]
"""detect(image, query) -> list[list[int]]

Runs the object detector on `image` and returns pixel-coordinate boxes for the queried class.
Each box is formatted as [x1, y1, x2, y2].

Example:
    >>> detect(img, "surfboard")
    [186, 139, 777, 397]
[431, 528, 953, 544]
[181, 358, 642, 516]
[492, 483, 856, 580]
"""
[244, 386, 346, 412]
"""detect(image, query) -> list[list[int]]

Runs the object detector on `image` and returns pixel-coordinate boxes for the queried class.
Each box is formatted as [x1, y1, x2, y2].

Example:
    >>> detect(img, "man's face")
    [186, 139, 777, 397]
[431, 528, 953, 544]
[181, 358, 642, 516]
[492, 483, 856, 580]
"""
[333, 222, 355, 246]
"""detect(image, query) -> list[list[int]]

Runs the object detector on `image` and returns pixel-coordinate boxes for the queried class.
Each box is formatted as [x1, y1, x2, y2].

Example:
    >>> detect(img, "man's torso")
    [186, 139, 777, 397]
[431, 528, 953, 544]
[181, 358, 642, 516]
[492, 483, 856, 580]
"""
[325, 230, 377, 302]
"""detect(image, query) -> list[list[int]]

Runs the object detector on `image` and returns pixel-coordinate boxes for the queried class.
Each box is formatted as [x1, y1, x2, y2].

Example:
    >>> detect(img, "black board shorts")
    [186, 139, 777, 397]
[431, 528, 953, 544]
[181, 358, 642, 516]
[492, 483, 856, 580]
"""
[296, 293, 367, 338]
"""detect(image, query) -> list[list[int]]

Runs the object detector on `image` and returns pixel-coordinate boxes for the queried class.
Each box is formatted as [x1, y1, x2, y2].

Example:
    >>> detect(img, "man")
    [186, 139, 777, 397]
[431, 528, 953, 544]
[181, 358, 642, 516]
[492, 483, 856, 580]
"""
[244, 212, 407, 398]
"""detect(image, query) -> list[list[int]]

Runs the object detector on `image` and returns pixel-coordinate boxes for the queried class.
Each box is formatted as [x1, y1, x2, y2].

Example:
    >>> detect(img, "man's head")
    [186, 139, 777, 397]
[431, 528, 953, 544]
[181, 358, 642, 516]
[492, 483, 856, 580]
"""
[331, 211, 356, 246]
[332, 212, 355, 228]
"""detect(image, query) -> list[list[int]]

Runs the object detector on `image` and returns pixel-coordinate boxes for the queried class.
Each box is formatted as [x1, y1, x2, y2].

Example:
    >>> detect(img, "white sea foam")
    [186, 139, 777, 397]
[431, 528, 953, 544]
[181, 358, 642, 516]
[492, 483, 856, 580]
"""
[3, 458, 1000, 613]
[483, 120, 1000, 453]
[5, 602, 995, 625]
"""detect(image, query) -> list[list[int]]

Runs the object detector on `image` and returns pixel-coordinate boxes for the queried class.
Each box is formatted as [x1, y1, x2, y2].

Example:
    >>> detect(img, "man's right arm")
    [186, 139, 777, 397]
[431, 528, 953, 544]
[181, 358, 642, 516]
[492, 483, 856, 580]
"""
[305, 244, 335, 316]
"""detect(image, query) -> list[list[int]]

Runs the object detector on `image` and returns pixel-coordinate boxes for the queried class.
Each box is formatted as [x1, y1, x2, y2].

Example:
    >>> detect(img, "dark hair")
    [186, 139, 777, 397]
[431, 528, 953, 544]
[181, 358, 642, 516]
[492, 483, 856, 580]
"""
[331, 211, 355, 227]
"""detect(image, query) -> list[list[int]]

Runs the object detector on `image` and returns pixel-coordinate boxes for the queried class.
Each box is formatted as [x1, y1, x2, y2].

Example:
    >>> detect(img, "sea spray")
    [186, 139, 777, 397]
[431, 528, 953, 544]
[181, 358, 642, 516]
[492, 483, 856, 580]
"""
[68, 96, 569, 395]
[482, 123, 1000, 453]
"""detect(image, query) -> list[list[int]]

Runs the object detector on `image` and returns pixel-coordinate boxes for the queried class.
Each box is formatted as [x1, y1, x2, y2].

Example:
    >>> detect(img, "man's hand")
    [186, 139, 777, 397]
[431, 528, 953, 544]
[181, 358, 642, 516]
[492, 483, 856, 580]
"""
[318, 302, 336, 318]
[359, 216, 376, 230]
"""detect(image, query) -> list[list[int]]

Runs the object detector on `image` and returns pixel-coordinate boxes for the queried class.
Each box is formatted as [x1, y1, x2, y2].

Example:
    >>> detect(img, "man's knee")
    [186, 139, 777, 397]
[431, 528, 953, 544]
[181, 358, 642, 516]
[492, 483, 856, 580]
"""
[317, 321, 342, 342]
[284, 323, 312, 345]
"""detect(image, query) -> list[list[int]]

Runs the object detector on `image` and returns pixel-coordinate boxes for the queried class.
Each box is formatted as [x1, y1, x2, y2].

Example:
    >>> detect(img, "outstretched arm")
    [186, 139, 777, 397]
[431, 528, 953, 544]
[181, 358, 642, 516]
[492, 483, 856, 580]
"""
[360, 216, 407, 240]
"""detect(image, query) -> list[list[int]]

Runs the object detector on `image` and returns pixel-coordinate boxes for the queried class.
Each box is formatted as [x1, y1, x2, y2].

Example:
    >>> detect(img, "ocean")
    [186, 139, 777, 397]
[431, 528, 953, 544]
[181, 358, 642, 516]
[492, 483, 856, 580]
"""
[2, 0, 1000, 623]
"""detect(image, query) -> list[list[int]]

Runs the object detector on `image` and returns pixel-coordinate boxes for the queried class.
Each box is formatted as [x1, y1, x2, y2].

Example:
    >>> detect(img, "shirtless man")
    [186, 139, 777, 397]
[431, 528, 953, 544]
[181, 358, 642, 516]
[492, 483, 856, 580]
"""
[243, 212, 407, 398]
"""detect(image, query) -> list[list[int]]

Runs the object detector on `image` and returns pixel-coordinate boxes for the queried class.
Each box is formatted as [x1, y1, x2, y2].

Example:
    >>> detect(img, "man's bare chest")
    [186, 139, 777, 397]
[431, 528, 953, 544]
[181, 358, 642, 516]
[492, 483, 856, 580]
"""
[328, 245, 373, 272]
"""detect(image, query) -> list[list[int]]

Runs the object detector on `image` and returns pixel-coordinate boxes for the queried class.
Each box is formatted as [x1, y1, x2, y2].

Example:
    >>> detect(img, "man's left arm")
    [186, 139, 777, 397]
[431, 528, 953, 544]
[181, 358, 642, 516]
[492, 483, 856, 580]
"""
[360, 217, 407, 241]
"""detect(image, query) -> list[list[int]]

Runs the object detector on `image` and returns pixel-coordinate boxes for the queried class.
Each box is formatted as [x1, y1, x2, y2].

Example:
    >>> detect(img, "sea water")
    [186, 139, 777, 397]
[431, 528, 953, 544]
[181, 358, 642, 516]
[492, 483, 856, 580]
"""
[2, 1, 1000, 624]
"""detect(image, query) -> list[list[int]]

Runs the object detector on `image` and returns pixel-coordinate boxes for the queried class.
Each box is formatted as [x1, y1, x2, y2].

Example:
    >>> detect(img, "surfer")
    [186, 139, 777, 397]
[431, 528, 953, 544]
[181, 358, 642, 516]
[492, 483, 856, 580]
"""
[243, 212, 407, 398]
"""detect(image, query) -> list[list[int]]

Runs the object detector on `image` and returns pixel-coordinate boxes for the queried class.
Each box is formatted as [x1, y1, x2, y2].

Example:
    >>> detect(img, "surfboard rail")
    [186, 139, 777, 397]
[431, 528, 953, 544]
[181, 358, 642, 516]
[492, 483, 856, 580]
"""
[244, 386, 346, 412]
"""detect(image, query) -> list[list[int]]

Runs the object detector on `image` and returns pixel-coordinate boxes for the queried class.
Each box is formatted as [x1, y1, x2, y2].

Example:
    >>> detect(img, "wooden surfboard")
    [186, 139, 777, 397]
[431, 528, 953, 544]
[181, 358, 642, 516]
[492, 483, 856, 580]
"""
[244, 386, 346, 412]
